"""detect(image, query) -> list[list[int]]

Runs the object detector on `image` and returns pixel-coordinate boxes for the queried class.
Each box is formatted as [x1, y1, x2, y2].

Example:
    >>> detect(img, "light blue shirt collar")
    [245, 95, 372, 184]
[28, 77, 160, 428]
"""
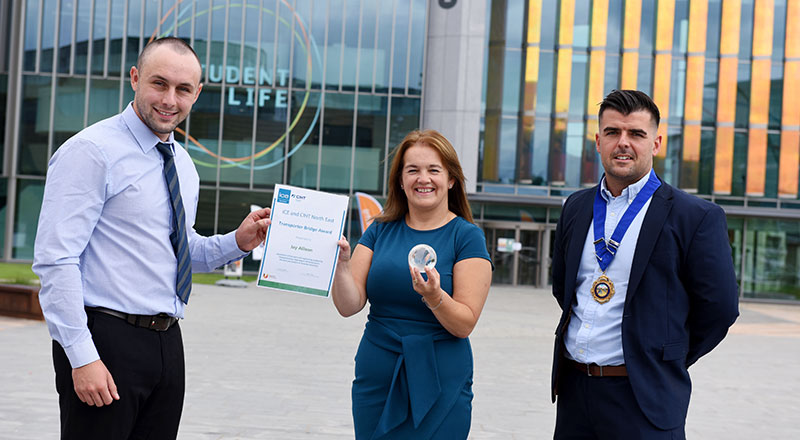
[121, 102, 176, 153]
[599, 170, 654, 204]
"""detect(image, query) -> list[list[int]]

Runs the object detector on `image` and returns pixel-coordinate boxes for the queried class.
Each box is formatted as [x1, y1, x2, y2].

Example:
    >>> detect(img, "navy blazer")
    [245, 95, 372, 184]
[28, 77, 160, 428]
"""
[550, 178, 740, 430]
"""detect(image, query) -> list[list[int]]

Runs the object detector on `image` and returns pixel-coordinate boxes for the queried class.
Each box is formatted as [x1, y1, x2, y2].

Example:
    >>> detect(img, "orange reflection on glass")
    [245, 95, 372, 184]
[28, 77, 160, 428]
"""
[778, 131, 800, 197]
[777, 0, 800, 197]
[524, 0, 542, 113]
[652, 0, 675, 158]
[554, 0, 575, 115]
[680, 125, 701, 190]
[586, 0, 608, 114]
[621, 0, 642, 89]
[752, 0, 774, 57]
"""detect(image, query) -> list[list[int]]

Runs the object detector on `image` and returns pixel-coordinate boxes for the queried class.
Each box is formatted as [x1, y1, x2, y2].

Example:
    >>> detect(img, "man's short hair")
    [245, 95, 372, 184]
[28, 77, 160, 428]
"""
[598, 89, 660, 127]
[136, 37, 201, 72]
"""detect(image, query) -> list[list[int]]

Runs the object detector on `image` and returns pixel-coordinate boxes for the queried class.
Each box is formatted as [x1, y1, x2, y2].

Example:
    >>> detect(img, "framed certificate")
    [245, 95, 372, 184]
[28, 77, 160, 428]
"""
[256, 184, 349, 297]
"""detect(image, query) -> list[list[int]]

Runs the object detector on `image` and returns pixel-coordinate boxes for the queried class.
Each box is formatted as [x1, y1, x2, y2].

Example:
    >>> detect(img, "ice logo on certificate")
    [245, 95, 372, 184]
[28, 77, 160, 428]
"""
[408, 244, 437, 270]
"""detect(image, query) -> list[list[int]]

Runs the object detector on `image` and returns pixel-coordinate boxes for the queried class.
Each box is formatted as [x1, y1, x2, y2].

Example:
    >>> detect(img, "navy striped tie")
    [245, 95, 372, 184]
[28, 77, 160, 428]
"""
[156, 142, 192, 304]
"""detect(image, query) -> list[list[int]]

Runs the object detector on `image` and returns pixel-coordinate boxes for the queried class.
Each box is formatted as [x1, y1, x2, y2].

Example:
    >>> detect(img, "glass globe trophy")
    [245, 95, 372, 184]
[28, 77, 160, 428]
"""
[408, 244, 437, 271]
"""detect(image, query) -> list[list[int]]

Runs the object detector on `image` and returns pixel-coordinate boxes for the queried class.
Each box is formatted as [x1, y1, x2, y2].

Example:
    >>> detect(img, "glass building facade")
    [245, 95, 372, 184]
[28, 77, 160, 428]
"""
[2, 0, 426, 272]
[2, 0, 800, 301]
[477, 0, 800, 301]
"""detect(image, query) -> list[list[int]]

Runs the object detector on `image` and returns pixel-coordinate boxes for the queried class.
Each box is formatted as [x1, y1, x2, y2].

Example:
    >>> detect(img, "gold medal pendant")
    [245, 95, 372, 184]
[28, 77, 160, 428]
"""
[591, 274, 615, 303]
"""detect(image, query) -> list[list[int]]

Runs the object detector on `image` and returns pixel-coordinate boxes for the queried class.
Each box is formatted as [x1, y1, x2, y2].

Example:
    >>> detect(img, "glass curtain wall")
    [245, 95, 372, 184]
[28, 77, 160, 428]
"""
[13, 0, 426, 266]
[480, 0, 800, 299]
[482, 0, 800, 203]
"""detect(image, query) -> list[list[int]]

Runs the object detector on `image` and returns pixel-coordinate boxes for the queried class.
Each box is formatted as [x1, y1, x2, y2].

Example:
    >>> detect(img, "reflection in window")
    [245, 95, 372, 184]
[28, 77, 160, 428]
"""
[568, 53, 587, 117]
[13, 180, 45, 259]
[24, 0, 39, 71]
[354, 95, 387, 192]
[91, 0, 108, 75]
[768, 63, 783, 130]
[503, 51, 522, 114]
[289, 91, 322, 189]
[53, 78, 86, 148]
[74, 0, 91, 75]
[388, 97, 421, 149]
[196, 188, 216, 237]
[219, 85, 256, 188]
[765, 133, 780, 199]
[706, 0, 722, 57]
[531, 118, 550, 186]
[358, 0, 377, 93]
[218, 189, 264, 272]
[743, 218, 800, 301]
[698, 128, 715, 195]
[732, 131, 748, 196]
[18, 75, 52, 176]
[407, 0, 426, 94]
[341, 0, 361, 91]
[41, 0, 57, 72]
[702, 60, 718, 125]
[735, 62, 750, 129]
[374, 0, 393, 94]
[187, 85, 222, 185]
[320, 93, 354, 191]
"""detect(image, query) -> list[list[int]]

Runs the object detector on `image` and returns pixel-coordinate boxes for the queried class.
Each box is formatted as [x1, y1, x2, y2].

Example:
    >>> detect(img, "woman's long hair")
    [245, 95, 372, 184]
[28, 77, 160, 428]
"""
[374, 129, 474, 224]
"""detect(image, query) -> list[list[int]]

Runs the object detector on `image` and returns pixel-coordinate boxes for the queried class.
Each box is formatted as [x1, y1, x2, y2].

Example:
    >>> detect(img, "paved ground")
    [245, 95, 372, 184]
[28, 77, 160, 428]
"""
[1, 284, 798, 439]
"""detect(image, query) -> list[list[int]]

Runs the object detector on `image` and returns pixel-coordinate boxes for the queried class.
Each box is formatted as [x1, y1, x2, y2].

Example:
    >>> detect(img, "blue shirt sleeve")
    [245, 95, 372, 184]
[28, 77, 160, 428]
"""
[358, 220, 380, 251]
[454, 221, 493, 267]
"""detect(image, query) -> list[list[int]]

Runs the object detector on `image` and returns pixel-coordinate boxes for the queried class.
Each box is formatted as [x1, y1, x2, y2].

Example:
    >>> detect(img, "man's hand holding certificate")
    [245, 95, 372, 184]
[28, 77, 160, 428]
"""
[257, 184, 349, 297]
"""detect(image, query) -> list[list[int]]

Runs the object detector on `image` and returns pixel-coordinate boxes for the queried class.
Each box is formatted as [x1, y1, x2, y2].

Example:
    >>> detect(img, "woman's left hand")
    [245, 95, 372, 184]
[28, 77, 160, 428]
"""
[410, 265, 443, 303]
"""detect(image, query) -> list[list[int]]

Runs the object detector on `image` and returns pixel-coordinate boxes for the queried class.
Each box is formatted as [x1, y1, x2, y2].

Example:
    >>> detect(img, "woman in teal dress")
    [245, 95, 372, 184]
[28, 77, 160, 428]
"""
[331, 130, 493, 439]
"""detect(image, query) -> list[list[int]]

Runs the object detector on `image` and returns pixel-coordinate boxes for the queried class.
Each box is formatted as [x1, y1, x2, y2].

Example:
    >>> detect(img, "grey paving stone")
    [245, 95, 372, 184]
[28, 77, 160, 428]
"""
[1, 284, 798, 439]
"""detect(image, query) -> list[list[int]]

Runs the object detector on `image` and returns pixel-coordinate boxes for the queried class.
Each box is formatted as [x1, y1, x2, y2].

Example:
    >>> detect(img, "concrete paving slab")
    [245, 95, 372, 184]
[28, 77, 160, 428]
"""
[1, 284, 798, 438]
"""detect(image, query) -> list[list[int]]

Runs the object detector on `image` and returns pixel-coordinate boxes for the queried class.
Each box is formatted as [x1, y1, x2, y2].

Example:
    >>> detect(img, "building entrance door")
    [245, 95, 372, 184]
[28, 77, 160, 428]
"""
[480, 221, 553, 288]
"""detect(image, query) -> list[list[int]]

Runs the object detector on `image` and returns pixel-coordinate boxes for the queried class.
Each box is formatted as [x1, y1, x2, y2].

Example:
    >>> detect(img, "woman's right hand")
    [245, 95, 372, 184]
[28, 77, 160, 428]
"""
[337, 236, 351, 265]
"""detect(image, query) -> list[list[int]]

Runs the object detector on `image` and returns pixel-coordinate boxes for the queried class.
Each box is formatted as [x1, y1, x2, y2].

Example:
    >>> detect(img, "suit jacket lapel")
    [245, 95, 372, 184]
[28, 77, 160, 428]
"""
[564, 190, 594, 307]
[627, 183, 673, 304]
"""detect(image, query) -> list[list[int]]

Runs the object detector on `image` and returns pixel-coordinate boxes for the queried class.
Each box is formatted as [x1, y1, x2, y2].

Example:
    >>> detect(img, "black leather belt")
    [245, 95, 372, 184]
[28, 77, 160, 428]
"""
[565, 358, 628, 377]
[86, 306, 178, 332]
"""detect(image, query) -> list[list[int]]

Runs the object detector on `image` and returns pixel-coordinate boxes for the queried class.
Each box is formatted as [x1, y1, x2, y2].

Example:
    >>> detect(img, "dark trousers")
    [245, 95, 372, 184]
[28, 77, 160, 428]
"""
[554, 364, 686, 440]
[53, 310, 185, 440]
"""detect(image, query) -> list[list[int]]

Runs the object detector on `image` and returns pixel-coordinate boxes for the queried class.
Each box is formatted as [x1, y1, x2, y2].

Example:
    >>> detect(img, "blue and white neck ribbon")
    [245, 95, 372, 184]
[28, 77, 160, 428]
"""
[592, 169, 661, 272]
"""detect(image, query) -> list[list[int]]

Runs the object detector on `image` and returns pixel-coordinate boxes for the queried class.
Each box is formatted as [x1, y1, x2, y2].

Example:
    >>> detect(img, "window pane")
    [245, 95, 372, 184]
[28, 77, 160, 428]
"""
[407, 0, 425, 94]
[288, 90, 322, 188]
[188, 85, 222, 184]
[698, 128, 714, 195]
[57, 0, 74, 74]
[87, 79, 121, 125]
[24, 0, 39, 71]
[324, 0, 342, 90]
[19, 75, 52, 176]
[74, 0, 92, 75]
[219, 85, 255, 188]
[706, 0, 722, 57]
[13, 180, 45, 259]
[568, 53, 587, 117]
[536, 52, 555, 115]
[505, 0, 525, 48]
[252, 86, 289, 189]
[41, 0, 57, 72]
[503, 50, 522, 114]
[731, 131, 747, 196]
[743, 218, 800, 300]
[353, 95, 387, 192]
[702, 60, 718, 125]
[498, 118, 518, 183]
[531, 118, 550, 185]
[392, 0, 410, 94]
[388, 96, 420, 148]
[738, 0, 754, 58]
[341, 0, 360, 91]
[735, 62, 750, 129]
[358, 0, 377, 92]
[320, 93, 354, 191]
[374, 0, 393, 93]
[768, 62, 783, 130]
[53, 77, 86, 147]
[107, 0, 125, 76]
[91, 0, 108, 75]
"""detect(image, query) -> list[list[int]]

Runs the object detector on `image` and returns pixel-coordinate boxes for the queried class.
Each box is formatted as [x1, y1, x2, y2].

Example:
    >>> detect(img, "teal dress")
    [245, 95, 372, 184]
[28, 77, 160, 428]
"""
[353, 217, 492, 439]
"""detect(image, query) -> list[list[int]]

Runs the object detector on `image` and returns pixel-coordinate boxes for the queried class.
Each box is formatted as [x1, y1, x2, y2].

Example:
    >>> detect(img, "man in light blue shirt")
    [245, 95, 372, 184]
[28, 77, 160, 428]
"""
[550, 90, 739, 439]
[33, 37, 271, 439]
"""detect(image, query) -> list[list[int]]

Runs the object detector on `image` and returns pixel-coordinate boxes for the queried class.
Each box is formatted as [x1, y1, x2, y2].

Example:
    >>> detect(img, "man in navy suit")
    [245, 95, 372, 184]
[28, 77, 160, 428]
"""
[550, 89, 739, 439]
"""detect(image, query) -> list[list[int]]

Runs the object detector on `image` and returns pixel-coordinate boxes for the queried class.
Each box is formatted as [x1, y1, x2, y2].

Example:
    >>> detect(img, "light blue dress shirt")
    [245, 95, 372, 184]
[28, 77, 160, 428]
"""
[33, 103, 247, 368]
[565, 171, 655, 366]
